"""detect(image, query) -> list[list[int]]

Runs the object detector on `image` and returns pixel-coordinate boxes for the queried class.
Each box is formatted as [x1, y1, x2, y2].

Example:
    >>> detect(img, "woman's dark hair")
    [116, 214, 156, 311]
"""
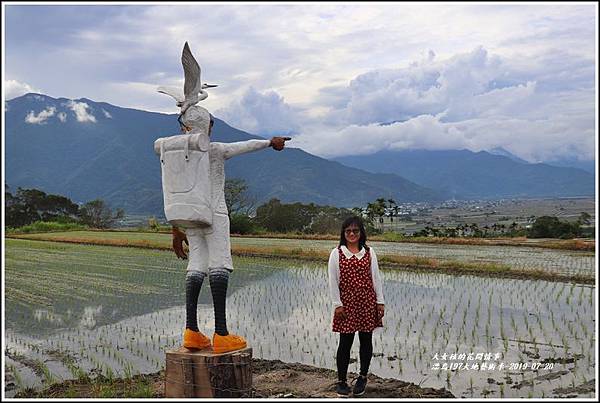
[339, 216, 369, 250]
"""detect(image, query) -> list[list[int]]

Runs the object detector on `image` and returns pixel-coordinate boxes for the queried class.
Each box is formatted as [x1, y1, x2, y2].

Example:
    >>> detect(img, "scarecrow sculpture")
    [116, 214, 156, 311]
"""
[155, 42, 290, 353]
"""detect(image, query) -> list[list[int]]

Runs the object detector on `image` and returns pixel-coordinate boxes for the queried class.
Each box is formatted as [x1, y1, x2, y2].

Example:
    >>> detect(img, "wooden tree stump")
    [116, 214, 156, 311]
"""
[165, 347, 252, 398]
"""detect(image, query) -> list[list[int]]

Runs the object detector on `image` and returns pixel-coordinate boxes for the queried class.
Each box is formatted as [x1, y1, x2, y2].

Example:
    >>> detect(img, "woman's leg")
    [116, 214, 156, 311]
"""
[358, 331, 373, 376]
[336, 332, 355, 382]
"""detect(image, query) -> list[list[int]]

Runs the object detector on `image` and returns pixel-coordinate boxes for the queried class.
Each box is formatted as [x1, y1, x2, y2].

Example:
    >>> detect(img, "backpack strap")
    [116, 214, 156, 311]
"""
[184, 135, 190, 162]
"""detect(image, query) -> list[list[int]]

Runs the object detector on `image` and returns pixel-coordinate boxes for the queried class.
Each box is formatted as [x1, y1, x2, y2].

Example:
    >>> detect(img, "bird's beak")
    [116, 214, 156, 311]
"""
[204, 84, 218, 88]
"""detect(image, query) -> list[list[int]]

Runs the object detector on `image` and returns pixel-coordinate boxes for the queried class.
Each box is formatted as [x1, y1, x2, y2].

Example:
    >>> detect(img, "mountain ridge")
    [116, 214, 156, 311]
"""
[334, 149, 594, 199]
[5, 93, 445, 215]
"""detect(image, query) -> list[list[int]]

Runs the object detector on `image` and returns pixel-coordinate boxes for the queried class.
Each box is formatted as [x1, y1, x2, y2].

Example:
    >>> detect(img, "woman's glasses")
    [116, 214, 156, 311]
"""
[345, 228, 360, 235]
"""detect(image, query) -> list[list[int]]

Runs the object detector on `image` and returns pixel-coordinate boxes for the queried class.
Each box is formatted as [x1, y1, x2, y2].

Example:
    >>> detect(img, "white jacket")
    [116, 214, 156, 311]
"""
[328, 245, 385, 309]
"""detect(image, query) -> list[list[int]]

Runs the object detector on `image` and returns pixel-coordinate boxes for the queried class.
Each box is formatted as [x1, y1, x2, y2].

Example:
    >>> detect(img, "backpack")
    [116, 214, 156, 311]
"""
[154, 133, 212, 228]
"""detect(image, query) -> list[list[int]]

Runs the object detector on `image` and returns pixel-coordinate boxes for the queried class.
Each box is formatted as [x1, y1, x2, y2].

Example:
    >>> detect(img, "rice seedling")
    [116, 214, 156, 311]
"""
[36, 359, 56, 385]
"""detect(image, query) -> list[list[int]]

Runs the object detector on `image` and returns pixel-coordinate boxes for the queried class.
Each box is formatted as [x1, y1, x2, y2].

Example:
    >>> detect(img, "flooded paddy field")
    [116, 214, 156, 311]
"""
[10, 231, 595, 277]
[4, 239, 596, 398]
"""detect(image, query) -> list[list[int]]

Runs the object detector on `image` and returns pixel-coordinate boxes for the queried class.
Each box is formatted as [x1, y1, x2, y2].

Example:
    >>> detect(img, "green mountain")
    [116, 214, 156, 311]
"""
[5, 93, 444, 216]
[334, 149, 594, 199]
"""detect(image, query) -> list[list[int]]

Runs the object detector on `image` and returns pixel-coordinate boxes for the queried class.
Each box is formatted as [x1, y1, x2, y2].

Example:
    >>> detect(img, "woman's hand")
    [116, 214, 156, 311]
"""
[377, 304, 385, 319]
[334, 306, 347, 320]
[172, 227, 189, 259]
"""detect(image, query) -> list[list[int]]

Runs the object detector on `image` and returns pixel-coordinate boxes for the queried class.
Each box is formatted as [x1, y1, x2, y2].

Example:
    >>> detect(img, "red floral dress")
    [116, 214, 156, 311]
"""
[332, 247, 383, 333]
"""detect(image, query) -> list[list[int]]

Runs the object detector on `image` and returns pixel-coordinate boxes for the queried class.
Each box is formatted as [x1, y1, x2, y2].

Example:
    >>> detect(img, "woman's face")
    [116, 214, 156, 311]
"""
[344, 224, 361, 245]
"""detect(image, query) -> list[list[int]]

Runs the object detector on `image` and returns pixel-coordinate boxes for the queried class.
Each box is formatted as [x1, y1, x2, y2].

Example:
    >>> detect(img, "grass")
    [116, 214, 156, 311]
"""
[15, 372, 159, 398]
[6, 221, 88, 234]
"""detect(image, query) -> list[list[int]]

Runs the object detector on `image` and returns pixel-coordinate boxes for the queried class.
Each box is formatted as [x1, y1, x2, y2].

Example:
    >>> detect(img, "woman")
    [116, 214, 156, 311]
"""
[328, 216, 385, 396]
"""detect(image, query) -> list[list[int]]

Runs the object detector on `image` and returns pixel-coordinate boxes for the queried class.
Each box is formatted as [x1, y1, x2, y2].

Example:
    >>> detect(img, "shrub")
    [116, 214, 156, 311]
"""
[229, 214, 257, 235]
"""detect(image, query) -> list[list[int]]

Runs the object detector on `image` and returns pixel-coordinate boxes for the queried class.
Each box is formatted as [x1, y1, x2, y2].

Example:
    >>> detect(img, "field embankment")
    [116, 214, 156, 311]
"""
[6, 231, 594, 284]
[81, 228, 595, 251]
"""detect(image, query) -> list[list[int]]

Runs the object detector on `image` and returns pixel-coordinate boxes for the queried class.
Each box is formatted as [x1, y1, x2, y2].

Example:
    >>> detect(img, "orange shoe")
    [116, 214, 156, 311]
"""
[183, 328, 211, 350]
[212, 333, 247, 354]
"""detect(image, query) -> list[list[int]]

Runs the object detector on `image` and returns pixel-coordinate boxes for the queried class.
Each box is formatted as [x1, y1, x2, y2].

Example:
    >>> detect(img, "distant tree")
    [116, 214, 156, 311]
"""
[528, 216, 581, 239]
[351, 207, 364, 218]
[387, 199, 397, 222]
[254, 198, 353, 234]
[375, 198, 387, 224]
[79, 199, 124, 229]
[5, 187, 79, 227]
[365, 198, 387, 231]
[255, 199, 307, 233]
[309, 207, 354, 234]
[224, 178, 256, 216]
[229, 213, 257, 235]
[577, 212, 592, 226]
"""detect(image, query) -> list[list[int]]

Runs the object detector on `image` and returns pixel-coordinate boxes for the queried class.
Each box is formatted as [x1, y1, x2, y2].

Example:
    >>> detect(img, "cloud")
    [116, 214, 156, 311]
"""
[25, 106, 56, 124]
[295, 112, 595, 163]
[5, 79, 40, 100]
[215, 87, 302, 136]
[292, 46, 595, 163]
[65, 100, 96, 122]
[57, 112, 67, 122]
[102, 109, 112, 118]
[5, 4, 595, 163]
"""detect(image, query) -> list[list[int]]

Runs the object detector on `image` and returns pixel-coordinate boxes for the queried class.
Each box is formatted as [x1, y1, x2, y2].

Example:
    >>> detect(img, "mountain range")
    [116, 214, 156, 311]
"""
[5, 94, 594, 216]
[334, 149, 594, 200]
[5, 94, 443, 215]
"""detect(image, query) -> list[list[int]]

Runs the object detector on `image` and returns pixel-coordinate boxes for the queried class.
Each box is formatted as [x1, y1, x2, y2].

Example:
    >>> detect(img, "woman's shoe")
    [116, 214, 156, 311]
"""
[212, 333, 247, 354]
[352, 375, 368, 396]
[336, 381, 350, 397]
[183, 328, 211, 349]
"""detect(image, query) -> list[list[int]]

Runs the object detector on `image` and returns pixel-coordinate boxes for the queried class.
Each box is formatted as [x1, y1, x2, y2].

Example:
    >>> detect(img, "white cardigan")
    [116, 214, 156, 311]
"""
[328, 245, 385, 309]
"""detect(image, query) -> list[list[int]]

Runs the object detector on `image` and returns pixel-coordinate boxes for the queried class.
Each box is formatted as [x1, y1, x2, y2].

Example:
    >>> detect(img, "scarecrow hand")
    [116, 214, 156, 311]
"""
[172, 227, 189, 259]
[270, 136, 291, 151]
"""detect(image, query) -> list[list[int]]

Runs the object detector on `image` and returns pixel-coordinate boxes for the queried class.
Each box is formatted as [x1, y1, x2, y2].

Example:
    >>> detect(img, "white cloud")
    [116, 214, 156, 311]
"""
[57, 112, 67, 122]
[290, 46, 595, 163]
[215, 87, 302, 136]
[66, 100, 96, 122]
[25, 106, 56, 124]
[4, 79, 40, 100]
[102, 109, 112, 118]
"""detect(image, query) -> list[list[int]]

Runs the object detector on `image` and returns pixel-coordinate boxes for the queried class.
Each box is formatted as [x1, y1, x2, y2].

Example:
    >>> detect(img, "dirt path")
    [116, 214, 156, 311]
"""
[250, 359, 454, 398]
[14, 358, 455, 398]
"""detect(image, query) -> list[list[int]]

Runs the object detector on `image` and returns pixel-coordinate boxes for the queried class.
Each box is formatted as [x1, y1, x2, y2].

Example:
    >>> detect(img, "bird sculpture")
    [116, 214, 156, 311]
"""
[158, 42, 217, 130]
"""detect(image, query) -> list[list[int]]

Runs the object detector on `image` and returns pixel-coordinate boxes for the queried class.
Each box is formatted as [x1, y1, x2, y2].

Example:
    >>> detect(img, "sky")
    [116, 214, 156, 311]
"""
[3, 2, 598, 163]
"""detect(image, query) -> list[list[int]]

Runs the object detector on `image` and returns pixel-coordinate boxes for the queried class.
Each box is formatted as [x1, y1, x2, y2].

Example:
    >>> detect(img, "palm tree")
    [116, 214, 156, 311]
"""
[373, 198, 387, 231]
[351, 206, 364, 218]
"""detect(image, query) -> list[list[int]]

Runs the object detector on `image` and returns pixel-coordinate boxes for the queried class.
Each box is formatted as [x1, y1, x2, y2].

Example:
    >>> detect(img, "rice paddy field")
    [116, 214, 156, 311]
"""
[9, 230, 596, 278]
[3, 238, 596, 398]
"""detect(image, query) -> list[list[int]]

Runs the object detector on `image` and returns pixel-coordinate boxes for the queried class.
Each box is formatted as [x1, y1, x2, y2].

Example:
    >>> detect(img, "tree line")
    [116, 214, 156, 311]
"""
[6, 182, 592, 240]
[5, 186, 124, 229]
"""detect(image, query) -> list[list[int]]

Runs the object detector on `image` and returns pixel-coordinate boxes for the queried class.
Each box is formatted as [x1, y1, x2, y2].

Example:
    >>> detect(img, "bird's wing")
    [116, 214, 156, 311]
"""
[157, 86, 184, 103]
[181, 42, 202, 100]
